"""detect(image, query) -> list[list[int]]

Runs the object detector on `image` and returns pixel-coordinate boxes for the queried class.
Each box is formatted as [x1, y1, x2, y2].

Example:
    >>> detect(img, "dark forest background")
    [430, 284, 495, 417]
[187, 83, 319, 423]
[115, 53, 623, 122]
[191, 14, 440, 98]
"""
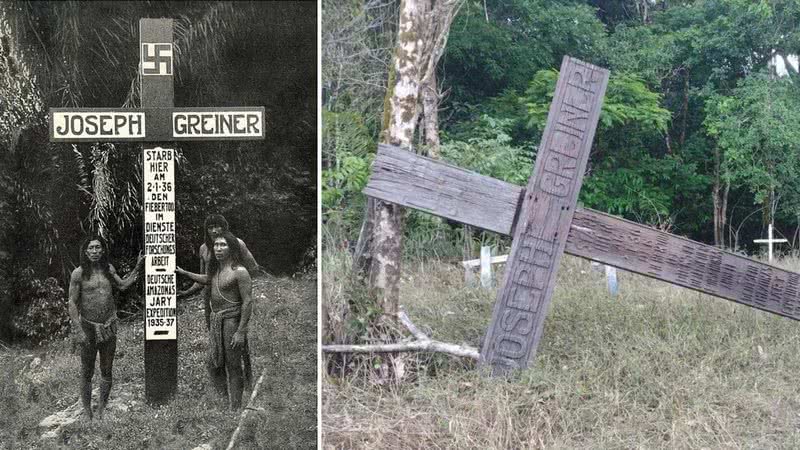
[1, 1, 317, 343]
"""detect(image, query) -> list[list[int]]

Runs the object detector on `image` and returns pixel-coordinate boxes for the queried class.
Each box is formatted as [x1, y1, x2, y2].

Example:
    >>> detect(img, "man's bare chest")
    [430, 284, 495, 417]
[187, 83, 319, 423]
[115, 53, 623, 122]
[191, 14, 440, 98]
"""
[211, 269, 241, 306]
[80, 272, 115, 320]
[83, 272, 113, 295]
[214, 270, 239, 292]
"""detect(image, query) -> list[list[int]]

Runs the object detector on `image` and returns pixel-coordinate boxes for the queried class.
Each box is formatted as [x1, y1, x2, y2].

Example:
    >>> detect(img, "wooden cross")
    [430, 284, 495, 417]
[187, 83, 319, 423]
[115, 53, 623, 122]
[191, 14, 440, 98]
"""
[48, 19, 265, 404]
[462, 246, 508, 288]
[754, 223, 788, 262]
[364, 56, 800, 376]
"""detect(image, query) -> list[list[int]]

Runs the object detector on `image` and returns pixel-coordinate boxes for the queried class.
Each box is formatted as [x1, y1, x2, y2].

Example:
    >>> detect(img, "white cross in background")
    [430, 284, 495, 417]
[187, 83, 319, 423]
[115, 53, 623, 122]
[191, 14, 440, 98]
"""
[754, 223, 788, 262]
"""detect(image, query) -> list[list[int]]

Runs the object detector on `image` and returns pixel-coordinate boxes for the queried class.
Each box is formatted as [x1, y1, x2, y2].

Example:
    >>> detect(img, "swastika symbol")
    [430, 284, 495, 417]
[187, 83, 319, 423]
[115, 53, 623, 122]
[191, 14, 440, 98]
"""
[141, 43, 173, 76]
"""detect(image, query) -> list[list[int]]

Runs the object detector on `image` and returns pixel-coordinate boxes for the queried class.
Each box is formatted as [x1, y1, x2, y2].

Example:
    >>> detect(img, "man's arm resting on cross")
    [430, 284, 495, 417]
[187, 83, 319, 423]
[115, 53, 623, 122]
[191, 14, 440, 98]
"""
[112, 254, 145, 291]
[232, 267, 253, 349]
[68, 268, 85, 344]
[176, 266, 210, 284]
[178, 281, 205, 297]
[178, 254, 207, 297]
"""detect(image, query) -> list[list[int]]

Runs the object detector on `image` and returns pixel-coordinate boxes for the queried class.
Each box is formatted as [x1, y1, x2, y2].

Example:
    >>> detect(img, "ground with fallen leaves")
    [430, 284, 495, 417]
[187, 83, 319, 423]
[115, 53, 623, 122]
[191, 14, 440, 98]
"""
[1, 273, 316, 449]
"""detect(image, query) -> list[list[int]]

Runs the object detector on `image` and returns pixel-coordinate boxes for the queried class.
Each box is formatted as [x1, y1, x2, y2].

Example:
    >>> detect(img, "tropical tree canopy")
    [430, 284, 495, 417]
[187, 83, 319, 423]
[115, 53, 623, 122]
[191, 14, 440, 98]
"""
[323, 0, 800, 253]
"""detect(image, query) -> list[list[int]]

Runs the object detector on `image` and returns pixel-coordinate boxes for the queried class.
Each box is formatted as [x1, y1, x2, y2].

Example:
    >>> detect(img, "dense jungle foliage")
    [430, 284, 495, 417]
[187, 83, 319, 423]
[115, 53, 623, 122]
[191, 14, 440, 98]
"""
[1, 1, 317, 343]
[322, 0, 800, 258]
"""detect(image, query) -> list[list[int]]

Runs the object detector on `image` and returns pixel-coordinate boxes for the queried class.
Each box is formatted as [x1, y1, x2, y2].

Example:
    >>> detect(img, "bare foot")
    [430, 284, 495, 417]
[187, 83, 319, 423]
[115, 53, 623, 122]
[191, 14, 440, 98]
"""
[94, 405, 105, 421]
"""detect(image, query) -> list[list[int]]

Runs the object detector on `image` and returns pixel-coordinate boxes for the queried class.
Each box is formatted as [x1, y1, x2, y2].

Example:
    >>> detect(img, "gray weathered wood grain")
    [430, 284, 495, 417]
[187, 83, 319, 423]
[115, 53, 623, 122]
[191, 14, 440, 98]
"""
[568, 209, 800, 321]
[480, 57, 609, 375]
[364, 144, 522, 235]
[365, 145, 800, 323]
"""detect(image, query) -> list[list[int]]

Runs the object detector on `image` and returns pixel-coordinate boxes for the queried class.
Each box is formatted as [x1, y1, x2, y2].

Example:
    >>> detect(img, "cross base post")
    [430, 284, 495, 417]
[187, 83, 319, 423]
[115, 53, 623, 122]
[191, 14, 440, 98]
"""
[145, 340, 178, 405]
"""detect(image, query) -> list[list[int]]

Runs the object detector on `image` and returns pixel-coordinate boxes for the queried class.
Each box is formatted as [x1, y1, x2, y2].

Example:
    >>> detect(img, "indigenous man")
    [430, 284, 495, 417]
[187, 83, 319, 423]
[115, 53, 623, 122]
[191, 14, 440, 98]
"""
[176, 214, 256, 387]
[68, 236, 144, 420]
[176, 231, 253, 409]
[177, 214, 258, 303]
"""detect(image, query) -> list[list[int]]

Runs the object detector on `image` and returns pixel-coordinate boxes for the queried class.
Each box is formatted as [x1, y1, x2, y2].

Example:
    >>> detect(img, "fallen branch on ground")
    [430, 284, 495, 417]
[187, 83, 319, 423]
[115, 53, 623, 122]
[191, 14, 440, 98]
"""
[226, 366, 268, 450]
[321, 309, 480, 360]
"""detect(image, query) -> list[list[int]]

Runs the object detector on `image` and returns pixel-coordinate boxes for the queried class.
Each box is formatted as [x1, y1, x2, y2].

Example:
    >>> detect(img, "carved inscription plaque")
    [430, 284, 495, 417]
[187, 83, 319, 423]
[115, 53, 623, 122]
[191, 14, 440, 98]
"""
[480, 57, 609, 375]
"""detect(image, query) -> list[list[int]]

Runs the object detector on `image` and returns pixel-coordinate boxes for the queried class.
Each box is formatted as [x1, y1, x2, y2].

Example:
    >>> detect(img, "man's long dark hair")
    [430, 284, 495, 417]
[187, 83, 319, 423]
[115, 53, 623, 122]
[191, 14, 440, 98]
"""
[79, 235, 113, 282]
[203, 214, 230, 254]
[206, 231, 243, 276]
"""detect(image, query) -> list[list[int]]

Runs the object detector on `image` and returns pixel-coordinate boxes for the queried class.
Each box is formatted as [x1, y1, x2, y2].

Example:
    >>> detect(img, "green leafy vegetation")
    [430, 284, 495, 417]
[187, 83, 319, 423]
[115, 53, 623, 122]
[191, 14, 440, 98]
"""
[705, 72, 800, 216]
[323, 0, 800, 254]
[12, 269, 70, 345]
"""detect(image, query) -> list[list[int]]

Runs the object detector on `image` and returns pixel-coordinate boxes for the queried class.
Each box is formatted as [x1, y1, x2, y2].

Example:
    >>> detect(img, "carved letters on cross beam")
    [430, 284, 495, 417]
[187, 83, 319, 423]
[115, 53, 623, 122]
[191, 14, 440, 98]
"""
[568, 210, 800, 318]
[481, 57, 609, 375]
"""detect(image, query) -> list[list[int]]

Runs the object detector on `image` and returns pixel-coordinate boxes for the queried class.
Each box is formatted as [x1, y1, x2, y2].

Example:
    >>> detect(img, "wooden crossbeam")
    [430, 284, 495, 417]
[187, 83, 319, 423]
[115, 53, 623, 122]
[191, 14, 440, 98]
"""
[365, 144, 800, 322]
[365, 143, 522, 235]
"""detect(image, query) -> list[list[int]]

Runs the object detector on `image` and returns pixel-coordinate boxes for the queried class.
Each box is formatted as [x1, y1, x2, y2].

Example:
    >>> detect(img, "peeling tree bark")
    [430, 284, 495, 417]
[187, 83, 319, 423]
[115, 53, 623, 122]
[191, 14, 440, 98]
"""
[363, 0, 425, 317]
[418, 0, 460, 159]
[421, 70, 440, 157]
[353, 0, 462, 318]
[353, 196, 375, 277]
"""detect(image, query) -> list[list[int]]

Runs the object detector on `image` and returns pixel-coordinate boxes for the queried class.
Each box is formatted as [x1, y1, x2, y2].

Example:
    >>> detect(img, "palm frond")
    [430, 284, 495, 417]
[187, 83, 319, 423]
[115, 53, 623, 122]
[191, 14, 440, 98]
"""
[3, 175, 59, 259]
[88, 142, 114, 238]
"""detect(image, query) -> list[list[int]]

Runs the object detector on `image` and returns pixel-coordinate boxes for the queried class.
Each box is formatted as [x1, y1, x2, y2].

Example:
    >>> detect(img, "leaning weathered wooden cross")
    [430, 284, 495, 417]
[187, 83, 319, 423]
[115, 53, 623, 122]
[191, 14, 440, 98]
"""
[48, 19, 264, 403]
[364, 56, 800, 376]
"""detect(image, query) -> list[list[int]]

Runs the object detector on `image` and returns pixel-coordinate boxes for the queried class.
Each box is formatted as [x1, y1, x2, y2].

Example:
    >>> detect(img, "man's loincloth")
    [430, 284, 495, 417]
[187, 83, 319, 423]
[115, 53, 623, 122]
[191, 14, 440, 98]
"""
[81, 316, 118, 343]
[208, 306, 242, 369]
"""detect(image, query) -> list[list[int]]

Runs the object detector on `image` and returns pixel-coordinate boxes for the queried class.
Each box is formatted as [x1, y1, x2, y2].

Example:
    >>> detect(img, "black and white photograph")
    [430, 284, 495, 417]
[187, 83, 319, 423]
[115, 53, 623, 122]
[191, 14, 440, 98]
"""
[1, 1, 317, 448]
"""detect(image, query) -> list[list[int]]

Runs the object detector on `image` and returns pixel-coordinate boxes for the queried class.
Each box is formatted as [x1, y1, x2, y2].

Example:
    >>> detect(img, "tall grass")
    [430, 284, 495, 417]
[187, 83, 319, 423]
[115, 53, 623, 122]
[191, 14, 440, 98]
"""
[2, 274, 317, 449]
[322, 242, 800, 448]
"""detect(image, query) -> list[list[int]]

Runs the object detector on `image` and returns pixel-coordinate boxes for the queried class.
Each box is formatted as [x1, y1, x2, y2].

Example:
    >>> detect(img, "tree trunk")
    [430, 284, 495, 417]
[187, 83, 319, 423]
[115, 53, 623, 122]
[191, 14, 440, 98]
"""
[680, 69, 689, 146]
[353, 59, 398, 277]
[635, 0, 650, 23]
[353, 196, 375, 277]
[712, 145, 729, 248]
[421, 70, 440, 157]
[356, 0, 426, 317]
[353, 0, 461, 317]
